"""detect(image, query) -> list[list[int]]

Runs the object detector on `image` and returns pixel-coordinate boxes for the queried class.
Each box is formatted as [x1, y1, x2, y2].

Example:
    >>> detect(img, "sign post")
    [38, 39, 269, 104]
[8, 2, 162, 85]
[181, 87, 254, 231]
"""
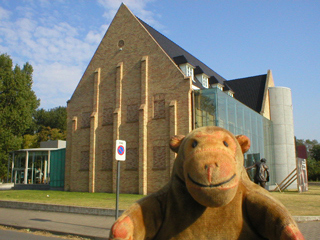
[115, 140, 126, 219]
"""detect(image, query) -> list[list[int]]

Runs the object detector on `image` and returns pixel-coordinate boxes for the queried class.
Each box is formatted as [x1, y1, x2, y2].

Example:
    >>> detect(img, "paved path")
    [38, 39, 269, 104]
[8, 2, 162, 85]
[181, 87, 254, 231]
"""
[0, 207, 111, 239]
[0, 207, 319, 239]
[297, 221, 320, 240]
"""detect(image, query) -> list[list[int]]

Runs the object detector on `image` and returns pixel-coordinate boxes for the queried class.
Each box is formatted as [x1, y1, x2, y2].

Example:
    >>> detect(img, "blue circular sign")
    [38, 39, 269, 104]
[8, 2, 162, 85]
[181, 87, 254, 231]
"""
[117, 145, 125, 155]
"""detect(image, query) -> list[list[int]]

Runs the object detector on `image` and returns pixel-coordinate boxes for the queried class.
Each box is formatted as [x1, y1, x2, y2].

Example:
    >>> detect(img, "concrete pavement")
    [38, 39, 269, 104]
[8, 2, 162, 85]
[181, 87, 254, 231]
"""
[0, 203, 319, 239]
[297, 221, 320, 240]
[0, 207, 111, 239]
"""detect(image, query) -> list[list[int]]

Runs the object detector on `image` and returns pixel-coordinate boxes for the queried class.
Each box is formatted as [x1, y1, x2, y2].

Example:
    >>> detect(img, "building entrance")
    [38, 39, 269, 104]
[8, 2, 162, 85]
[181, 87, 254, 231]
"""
[11, 151, 49, 185]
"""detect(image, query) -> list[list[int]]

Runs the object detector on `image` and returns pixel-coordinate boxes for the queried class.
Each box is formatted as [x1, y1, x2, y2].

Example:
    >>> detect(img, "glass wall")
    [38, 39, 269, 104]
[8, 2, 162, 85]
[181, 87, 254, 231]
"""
[9, 148, 65, 188]
[11, 152, 26, 184]
[194, 88, 275, 184]
[12, 151, 49, 184]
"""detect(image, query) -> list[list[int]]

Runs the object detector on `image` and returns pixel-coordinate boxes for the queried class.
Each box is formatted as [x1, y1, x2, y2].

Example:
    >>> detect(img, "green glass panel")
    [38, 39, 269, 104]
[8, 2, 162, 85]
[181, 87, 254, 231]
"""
[194, 88, 275, 185]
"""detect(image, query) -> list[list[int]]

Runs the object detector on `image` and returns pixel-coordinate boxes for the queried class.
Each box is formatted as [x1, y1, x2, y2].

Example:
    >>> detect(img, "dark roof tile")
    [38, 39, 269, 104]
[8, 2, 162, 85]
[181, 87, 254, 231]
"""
[209, 76, 220, 85]
[138, 17, 267, 113]
[227, 75, 267, 113]
[173, 55, 188, 65]
[138, 18, 226, 84]
[194, 66, 204, 75]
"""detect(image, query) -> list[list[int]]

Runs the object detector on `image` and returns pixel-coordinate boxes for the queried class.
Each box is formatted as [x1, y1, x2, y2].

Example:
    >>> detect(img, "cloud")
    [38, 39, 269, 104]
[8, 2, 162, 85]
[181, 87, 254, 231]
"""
[0, 0, 164, 109]
[33, 62, 85, 109]
[97, 0, 163, 29]
[0, 6, 11, 20]
[85, 24, 109, 45]
[0, 2, 99, 109]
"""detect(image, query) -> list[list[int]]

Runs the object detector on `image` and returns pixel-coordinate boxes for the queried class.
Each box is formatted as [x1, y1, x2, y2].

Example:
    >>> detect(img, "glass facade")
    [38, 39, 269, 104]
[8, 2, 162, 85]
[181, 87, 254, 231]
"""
[9, 148, 66, 188]
[12, 151, 49, 184]
[194, 88, 275, 185]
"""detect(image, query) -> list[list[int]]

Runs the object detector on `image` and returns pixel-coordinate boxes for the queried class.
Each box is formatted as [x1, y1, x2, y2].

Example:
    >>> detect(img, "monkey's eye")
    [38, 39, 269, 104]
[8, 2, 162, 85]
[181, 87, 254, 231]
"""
[223, 141, 228, 147]
[192, 140, 198, 148]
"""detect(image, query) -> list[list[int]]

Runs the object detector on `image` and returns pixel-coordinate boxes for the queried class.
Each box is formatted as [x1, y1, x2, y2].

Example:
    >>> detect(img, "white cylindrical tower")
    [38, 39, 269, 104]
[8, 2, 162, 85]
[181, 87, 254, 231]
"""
[269, 87, 296, 189]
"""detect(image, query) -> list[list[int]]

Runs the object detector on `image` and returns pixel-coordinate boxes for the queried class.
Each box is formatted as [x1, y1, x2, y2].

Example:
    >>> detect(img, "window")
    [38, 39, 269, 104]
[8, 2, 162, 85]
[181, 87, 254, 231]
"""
[211, 83, 223, 91]
[202, 76, 209, 88]
[153, 94, 165, 119]
[127, 104, 139, 122]
[126, 148, 138, 170]
[81, 112, 91, 128]
[80, 151, 89, 170]
[153, 146, 166, 169]
[102, 149, 113, 170]
[179, 63, 195, 81]
[103, 108, 113, 125]
[227, 91, 234, 97]
[186, 65, 194, 81]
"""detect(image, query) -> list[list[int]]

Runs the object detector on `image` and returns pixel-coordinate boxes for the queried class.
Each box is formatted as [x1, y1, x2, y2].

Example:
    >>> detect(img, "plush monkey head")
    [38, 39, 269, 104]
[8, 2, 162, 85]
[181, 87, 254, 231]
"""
[170, 126, 250, 208]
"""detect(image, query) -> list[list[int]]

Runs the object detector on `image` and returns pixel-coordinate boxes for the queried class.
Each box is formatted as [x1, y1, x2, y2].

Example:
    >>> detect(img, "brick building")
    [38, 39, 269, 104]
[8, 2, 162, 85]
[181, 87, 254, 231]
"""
[65, 4, 296, 194]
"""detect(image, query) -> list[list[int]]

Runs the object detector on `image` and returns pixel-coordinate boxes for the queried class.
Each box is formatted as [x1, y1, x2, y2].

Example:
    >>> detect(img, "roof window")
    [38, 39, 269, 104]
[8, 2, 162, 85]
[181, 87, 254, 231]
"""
[195, 73, 209, 88]
[186, 64, 194, 81]
[211, 83, 224, 91]
[179, 63, 195, 81]
[225, 90, 234, 97]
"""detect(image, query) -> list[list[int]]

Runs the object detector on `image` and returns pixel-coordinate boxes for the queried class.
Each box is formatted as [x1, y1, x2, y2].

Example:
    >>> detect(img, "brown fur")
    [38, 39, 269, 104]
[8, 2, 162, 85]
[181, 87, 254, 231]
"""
[110, 126, 304, 240]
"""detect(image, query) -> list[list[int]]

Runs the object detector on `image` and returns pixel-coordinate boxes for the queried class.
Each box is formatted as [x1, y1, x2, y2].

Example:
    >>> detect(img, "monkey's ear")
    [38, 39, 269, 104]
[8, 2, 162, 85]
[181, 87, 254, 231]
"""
[236, 135, 251, 153]
[169, 135, 185, 153]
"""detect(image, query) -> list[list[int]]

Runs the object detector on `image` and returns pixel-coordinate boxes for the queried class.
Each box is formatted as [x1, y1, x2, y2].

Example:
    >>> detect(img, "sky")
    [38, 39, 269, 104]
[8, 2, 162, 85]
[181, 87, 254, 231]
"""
[0, 0, 319, 141]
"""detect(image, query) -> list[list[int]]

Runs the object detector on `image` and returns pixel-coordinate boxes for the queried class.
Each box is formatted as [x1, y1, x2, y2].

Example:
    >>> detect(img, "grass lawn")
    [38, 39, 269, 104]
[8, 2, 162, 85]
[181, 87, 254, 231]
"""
[269, 183, 320, 216]
[0, 190, 144, 210]
[0, 184, 319, 216]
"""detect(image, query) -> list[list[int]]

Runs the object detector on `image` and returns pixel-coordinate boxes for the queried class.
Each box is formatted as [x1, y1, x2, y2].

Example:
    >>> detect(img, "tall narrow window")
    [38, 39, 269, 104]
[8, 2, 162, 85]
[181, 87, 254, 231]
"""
[126, 148, 138, 170]
[80, 151, 89, 170]
[103, 108, 113, 125]
[202, 76, 209, 88]
[102, 149, 113, 170]
[186, 65, 194, 81]
[127, 104, 139, 122]
[153, 146, 166, 169]
[154, 94, 165, 119]
[81, 112, 91, 128]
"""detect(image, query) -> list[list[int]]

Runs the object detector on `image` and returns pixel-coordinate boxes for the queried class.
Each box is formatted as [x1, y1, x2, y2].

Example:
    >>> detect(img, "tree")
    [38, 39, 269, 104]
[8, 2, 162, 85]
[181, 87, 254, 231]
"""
[21, 106, 67, 149]
[0, 53, 40, 181]
[22, 134, 38, 149]
[307, 158, 320, 181]
[22, 127, 66, 149]
[37, 126, 66, 142]
[33, 106, 67, 132]
[310, 144, 320, 162]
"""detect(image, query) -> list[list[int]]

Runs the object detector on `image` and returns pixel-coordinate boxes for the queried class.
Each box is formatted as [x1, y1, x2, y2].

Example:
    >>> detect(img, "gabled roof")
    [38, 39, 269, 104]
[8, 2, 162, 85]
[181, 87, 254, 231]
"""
[138, 18, 226, 85]
[226, 75, 267, 113]
[137, 16, 268, 113]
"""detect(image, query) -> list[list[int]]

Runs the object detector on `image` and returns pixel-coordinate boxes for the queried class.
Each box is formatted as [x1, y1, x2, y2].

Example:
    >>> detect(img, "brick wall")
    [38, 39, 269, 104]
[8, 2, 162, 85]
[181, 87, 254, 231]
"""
[65, 4, 192, 194]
